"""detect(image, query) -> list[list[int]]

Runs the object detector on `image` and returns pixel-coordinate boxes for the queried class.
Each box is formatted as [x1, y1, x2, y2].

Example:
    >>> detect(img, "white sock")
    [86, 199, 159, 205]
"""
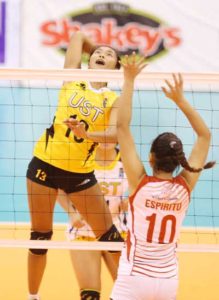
[28, 294, 40, 300]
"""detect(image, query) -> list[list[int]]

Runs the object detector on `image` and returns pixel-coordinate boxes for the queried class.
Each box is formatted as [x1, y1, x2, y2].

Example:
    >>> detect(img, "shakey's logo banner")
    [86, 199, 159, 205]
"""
[41, 2, 181, 61]
[21, 0, 219, 71]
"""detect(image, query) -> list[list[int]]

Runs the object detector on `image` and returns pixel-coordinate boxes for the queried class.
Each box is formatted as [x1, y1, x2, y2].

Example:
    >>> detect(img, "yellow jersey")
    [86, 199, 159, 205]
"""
[34, 81, 118, 173]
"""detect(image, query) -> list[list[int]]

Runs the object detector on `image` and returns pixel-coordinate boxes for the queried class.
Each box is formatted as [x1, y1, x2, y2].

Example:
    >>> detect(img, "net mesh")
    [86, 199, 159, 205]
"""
[0, 68, 219, 251]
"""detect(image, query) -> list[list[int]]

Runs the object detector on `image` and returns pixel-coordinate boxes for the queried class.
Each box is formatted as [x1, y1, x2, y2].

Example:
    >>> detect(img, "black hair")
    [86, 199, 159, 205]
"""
[150, 132, 215, 173]
[89, 45, 121, 69]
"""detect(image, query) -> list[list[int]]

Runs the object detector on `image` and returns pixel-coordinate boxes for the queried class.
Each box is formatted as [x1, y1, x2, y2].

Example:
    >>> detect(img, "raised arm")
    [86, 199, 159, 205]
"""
[117, 54, 147, 194]
[162, 74, 213, 191]
[64, 31, 95, 69]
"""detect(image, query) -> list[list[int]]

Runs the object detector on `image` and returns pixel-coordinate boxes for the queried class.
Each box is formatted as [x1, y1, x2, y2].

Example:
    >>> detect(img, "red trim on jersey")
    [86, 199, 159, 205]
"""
[129, 174, 190, 203]
[129, 175, 150, 204]
[174, 175, 191, 197]
[126, 230, 131, 261]
[127, 176, 149, 263]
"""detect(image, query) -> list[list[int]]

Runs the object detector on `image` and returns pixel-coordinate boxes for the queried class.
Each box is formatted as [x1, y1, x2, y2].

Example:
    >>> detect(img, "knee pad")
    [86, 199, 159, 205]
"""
[98, 224, 124, 253]
[80, 289, 100, 300]
[29, 230, 53, 255]
[98, 224, 124, 243]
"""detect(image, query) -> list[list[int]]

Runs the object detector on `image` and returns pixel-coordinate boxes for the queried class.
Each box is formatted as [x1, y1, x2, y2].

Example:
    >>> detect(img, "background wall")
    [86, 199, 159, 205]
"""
[1, 0, 219, 71]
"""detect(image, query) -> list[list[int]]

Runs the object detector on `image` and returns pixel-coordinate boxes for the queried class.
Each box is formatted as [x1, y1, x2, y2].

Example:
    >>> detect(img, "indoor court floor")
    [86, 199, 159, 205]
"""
[0, 227, 219, 300]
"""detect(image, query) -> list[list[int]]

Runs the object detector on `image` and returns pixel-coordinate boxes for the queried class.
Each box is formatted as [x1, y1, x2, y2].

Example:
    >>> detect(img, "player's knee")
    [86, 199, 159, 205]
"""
[29, 230, 53, 255]
[80, 289, 100, 300]
[98, 224, 124, 253]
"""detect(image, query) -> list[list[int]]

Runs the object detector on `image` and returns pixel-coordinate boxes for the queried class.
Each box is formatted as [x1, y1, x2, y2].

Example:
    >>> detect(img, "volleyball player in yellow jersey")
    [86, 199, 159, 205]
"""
[26, 32, 123, 300]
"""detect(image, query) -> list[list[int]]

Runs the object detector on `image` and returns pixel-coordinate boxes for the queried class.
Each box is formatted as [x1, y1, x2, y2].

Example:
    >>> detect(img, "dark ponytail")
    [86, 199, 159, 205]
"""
[150, 132, 215, 173]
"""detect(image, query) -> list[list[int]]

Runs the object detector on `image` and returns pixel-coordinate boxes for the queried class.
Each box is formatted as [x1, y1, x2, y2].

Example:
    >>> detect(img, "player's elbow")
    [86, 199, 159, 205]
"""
[198, 129, 211, 148]
[202, 128, 211, 142]
[117, 119, 129, 132]
[206, 129, 211, 140]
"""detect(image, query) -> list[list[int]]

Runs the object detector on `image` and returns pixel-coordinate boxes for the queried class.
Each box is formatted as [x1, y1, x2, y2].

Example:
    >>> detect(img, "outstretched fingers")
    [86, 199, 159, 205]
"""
[177, 73, 183, 87]
[130, 51, 137, 64]
[172, 73, 183, 87]
[172, 73, 178, 84]
[120, 52, 148, 81]
[120, 52, 147, 67]
[120, 54, 129, 67]
[162, 73, 184, 102]
[163, 73, 183, 92]
[164, 79, 174, 90]
[161, 86, 171, 98]
[136, 55, 146, 65]
[120, 53, 135, 67]
[138, 61, 148, 72]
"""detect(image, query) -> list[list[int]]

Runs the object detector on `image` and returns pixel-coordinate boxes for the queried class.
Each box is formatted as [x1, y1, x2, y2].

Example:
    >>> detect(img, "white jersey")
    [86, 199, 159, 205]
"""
[118, 174, 190, 279]
[67, 151, 129, 240]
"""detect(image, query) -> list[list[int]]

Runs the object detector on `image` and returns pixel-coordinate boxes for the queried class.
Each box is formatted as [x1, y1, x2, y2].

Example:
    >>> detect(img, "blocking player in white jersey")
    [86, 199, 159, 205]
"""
[110, 55, 215, 300]
[57, 142, 128, 300]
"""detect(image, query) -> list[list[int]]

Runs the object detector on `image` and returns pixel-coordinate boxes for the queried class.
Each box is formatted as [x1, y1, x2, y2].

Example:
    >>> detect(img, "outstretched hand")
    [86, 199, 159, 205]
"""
[162, 73, 184, 103]
[120, 52, 148, 81]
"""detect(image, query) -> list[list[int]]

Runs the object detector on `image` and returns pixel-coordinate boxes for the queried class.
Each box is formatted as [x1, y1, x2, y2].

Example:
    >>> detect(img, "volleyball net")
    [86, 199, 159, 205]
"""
[0, 68, 218, 252]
